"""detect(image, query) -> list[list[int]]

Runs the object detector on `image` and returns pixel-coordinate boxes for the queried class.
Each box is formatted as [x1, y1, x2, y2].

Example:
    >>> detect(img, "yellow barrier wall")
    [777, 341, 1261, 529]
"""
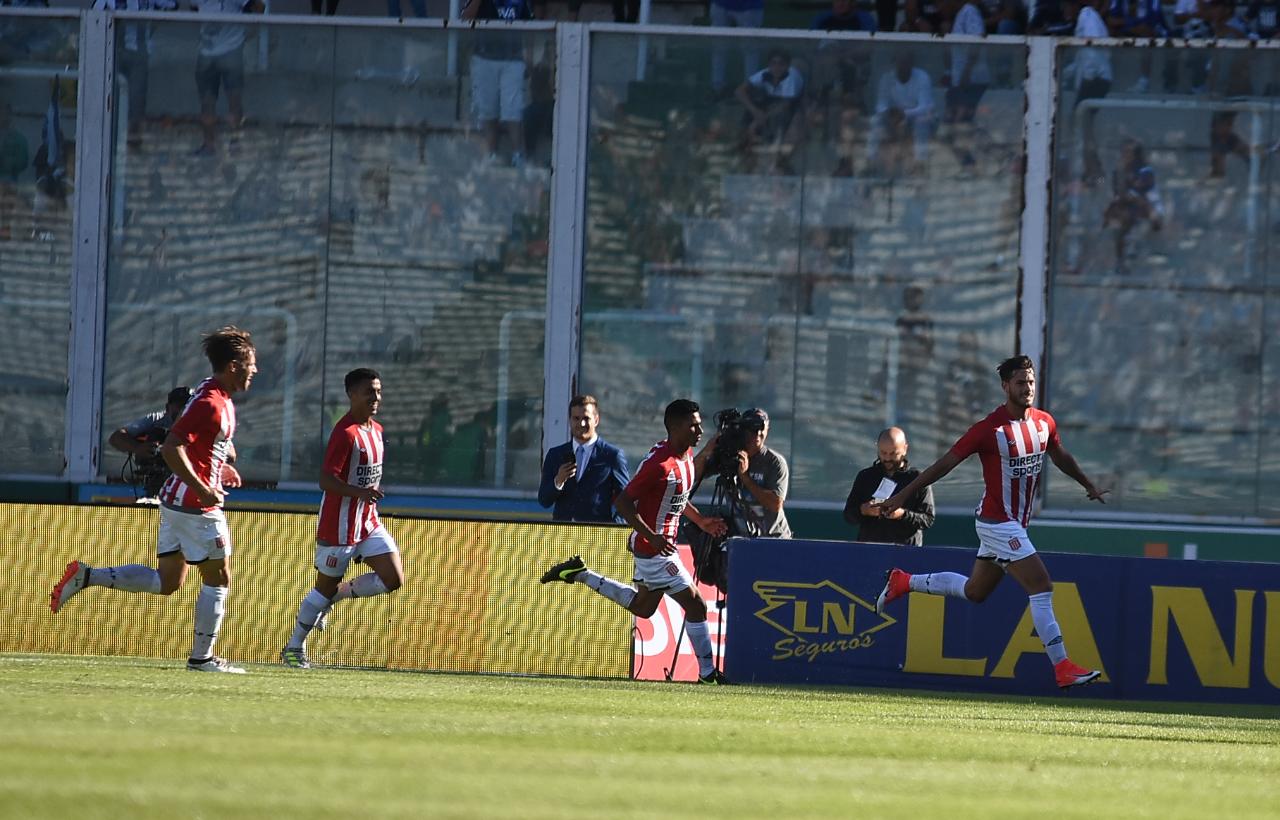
[2, 503, 635, 677]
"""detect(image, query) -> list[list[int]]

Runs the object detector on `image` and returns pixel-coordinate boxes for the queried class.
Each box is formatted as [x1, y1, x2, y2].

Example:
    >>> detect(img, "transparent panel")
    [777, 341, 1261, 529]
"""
[581, 32, 1024, 507]
[1047, 45, 1278, 517]
[0, 13, 78, 475]
[101, 17, 552, 492]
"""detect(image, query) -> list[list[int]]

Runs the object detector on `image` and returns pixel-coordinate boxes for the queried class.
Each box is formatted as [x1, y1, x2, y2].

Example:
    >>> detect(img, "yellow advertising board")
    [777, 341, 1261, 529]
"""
[1, 503, 634, 678]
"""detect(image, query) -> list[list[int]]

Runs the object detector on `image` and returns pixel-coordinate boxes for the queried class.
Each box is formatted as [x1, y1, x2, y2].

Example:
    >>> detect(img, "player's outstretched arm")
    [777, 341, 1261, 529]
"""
[878, 451, 963, 516]
[1047, 442, 1109, 503]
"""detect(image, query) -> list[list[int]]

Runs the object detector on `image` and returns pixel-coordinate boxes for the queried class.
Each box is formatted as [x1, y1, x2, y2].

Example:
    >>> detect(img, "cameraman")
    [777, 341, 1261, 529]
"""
[696, 408, 792, 539]
[108, 386, 192, 497]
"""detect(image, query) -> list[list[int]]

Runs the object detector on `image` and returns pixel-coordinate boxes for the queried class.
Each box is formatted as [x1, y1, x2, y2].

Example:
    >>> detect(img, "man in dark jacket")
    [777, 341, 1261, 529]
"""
[538, 395, 629, 523]
[843, 427, 934, 544]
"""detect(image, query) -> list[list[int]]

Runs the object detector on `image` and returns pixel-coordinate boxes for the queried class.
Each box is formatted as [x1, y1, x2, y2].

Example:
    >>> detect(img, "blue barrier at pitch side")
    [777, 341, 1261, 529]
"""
[723, 539, 1280, 705]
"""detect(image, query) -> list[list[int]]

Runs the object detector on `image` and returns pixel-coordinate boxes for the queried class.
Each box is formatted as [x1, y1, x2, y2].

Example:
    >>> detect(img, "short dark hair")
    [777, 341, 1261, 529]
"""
[997, 355, 1035, 382]
[345, 368, 380, 393]
[569, 394, 598, 413]
[202, 326, 254, 373]
[664, 398, 700, 430]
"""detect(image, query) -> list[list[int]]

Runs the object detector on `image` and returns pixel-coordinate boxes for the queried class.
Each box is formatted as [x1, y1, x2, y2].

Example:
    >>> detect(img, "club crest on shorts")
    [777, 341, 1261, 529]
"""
[214, 535, 227, 551]
[1008, 537, 1022, 551]
[326, 555, 339, 568]
[665, 562, 680, 576]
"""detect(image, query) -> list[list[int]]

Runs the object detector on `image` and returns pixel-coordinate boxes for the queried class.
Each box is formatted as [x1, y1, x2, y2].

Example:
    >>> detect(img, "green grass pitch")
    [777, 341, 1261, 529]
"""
[3, 653, 1278, 819]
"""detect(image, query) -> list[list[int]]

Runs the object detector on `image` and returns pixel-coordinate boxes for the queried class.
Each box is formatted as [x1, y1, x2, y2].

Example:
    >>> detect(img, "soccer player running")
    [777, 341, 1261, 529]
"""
[875, 355, 1109, 690]
[540, 399, 731, 684]
[50, 326, 258, 674]
[280, 368, 403, 669]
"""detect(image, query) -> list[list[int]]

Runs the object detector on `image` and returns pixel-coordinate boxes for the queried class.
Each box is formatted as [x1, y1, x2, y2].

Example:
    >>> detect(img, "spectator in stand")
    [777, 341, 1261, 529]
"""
[987, 0, 1027, 32]
[193, 0, 264, 157]
[736, 49, 807, 174]
[1065, 0, 1110, 184]
[941, 0, 990, 168]
[812, 0, 877, 30]
[463, 0, 538, 168]
[92, 0, 177, 147]
[810, 0, 875, 111]
[709, 0, 765, 96]
[901, 0, 944, 30]
[868, 52, 937, 176]
[1102, 138, 1163, 273]
[1105, 0, 1169, 94]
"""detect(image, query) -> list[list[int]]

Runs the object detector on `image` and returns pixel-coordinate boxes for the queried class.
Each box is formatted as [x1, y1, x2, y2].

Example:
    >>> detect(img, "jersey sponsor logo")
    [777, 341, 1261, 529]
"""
[356, 463, 383, 486]
[1008, 452, 1044, 479]
[753, 579, 896, 663]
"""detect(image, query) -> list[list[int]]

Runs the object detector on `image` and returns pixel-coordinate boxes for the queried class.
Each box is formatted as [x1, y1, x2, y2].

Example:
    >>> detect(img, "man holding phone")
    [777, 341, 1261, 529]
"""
[537, 395, 630, 523]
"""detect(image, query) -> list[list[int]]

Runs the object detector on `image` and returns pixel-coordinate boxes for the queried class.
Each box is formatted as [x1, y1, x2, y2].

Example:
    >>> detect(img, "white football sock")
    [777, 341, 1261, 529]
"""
[190, 584, 228, 661]
[686, 619, 715, 677]
[577, 570, 637, 609]
[88, 565, 161, 594]
[1029, 591, 1068, 664]
[332, 572, 390, 603]
[287, 589, 331, 650]
[910, 572, 968, 599]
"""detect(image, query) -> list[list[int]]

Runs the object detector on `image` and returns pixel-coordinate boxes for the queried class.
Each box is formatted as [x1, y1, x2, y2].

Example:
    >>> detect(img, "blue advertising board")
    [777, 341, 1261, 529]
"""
[723, 538, 1280, 705]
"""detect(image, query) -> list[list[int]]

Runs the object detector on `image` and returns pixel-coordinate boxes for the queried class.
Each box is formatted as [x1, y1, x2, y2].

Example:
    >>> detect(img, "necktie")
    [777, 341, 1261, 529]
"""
[576, 444, 588, 479]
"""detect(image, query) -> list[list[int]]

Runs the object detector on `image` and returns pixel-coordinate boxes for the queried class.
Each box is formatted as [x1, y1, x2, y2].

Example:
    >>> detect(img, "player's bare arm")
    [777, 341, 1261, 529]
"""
[318, 470, 384, 504]
[1047, 440, 1109, 503]
[878, 450, 963, 515]
[684, 502, 728, 538]
[161, 438, 223, 507]
[614, 491, 674, 554]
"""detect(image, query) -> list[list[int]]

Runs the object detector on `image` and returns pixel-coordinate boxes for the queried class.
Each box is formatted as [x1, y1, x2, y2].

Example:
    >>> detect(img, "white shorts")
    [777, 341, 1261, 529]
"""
[157, 505, 231, 564]
[470, 55, 526, 123]
[975, 519, 1038, 566]
[314, 525, 398, 578]
[632, 552, 695, 594]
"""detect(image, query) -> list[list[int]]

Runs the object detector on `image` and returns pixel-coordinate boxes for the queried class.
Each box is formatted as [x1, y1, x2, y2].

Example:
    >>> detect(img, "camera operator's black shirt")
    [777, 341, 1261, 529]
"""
[843, 463, 935, 546]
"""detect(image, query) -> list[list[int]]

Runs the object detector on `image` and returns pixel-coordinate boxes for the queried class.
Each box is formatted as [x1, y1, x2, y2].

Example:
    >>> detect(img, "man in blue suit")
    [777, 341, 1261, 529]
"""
[538, 395, 629, 523]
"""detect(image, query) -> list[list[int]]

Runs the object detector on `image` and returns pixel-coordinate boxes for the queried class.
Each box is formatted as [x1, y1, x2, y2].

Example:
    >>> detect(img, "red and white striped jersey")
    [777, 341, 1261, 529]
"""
[950, 405, 1061, 527]
[315, 414, 384, 545]
[158, 377, 234, 512]
[622, 439, 695, 558]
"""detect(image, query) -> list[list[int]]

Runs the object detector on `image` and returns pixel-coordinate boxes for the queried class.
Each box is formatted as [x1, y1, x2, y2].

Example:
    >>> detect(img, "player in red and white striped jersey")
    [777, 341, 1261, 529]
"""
[50, 326, 258, 674]
[540, 399, 730, 684]
[875, 355, 1111, 690]
[281, 368, 404, 669]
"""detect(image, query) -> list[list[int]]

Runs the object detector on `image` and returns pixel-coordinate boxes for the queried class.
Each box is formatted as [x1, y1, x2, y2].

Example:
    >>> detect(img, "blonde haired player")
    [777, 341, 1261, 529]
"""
[51, 326, 257, 673]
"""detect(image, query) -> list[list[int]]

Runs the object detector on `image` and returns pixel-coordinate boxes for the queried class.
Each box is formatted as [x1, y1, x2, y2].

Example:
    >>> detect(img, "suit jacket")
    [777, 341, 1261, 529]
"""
[538, 438, 629, 523]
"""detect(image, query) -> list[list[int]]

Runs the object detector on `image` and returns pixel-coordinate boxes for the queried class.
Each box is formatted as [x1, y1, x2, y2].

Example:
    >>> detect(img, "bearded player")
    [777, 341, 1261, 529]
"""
[876, 355, 1109, 690]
